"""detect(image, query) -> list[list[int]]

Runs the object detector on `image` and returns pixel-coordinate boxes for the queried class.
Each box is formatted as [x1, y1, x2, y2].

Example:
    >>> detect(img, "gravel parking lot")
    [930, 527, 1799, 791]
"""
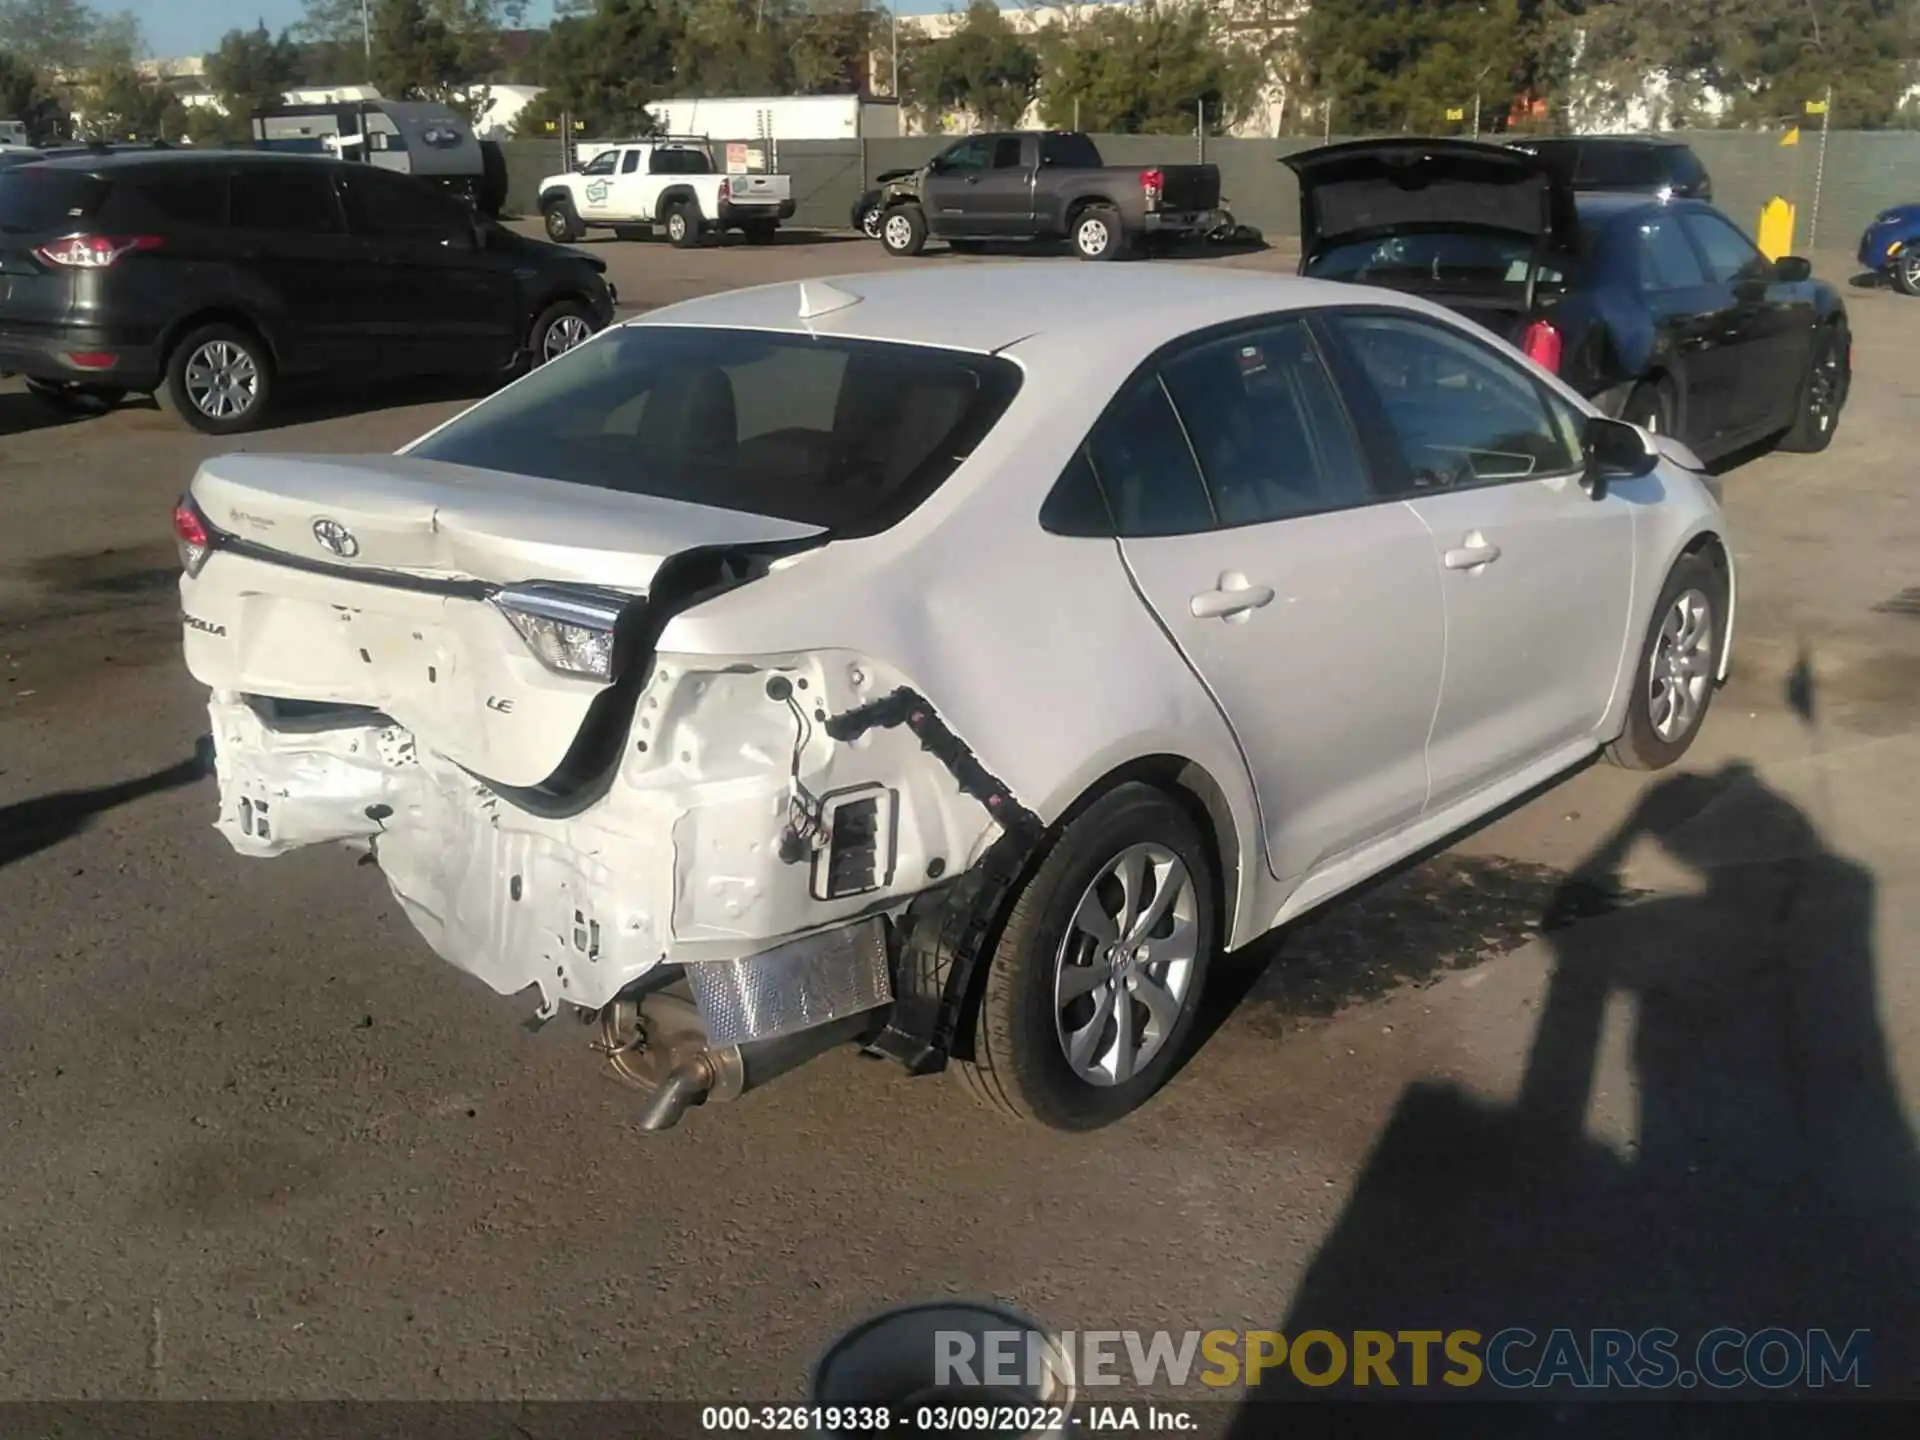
[3, 234, 1918, 1406]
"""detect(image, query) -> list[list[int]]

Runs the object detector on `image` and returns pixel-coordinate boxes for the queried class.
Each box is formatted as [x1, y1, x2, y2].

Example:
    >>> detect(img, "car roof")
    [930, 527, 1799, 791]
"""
[628, 263, 1442, 356]
[1573, 191, 1713, 222]
[27, 148, 339, 174]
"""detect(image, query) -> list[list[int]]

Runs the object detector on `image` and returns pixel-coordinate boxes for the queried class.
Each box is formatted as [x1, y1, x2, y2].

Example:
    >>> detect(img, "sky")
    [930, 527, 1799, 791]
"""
[140, 0, 948, 63]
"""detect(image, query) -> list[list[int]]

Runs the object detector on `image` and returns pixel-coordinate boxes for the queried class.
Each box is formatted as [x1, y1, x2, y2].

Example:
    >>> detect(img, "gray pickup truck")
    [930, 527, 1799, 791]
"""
[875, 131, 1223, 261]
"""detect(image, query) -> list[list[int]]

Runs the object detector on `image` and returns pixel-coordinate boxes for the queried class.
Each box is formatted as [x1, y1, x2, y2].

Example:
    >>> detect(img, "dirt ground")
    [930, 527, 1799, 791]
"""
[2, 232, 1917, 1412]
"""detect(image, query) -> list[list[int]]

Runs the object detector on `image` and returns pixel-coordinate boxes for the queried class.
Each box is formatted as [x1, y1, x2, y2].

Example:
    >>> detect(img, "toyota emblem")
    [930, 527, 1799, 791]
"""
[312, 518, 360, 558]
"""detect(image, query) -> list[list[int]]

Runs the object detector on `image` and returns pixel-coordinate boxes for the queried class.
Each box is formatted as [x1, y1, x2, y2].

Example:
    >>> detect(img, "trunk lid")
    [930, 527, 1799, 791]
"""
[0, 166, 108, 326]
[1284, 139, 1574, 259]
[725, 173, 791, 206]
[184, 452, 822, 788]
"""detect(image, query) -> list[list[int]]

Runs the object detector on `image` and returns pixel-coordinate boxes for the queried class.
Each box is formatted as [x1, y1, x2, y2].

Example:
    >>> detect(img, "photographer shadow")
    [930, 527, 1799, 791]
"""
[1227, 757, 1919, 1431]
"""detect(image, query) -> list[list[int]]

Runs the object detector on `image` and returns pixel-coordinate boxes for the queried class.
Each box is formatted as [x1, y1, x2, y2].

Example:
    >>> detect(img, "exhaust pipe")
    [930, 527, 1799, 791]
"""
[601, 990, 879, 1132]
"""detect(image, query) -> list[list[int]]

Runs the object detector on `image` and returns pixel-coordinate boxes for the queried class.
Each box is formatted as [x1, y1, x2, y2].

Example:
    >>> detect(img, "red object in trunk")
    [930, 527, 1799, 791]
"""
[1521, 318, 1563, 373]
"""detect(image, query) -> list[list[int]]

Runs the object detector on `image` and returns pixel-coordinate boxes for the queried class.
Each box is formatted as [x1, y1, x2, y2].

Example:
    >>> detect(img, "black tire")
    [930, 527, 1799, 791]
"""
[880, 203, 928, 258]
[664, 201, 703, 248]
[958, 783, 1217, 1130]
[1071, 205, 1126, 262]
[859, 203, 883, 241]
[529, 298, 597, 368]
[1776, 324, 1849, 453]
[743, 221, 777, 246]
[161, 322, 274, 435]
[24, 377, 126, 414]
[477, 140, 509, 219]
[543, 199, 581, 243]
[1605, 552, 1727, 771]
[1620, 378, 1674, 438]
[1892, 252, 1920, 296]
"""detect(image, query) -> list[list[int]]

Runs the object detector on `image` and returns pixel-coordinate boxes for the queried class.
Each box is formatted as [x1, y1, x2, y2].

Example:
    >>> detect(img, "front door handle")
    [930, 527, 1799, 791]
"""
[1443, 535, 1502, 571]
[1190, 572, 1275, 621]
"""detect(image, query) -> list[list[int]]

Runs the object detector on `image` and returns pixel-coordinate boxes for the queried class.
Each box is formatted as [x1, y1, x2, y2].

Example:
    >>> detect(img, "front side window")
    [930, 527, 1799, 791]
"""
[1084, 374, 1215, 537]
[1159, 321, 1374, 526]
[938, 138, 993, 173]
[406, 327, 1022, 533]
[1681, 211, 1767, 284]
[580, 150, 618, 177]
[230, 166, 341, 233]
[1636, 214, 1707, 291]
[1330, 313, 1583, 488]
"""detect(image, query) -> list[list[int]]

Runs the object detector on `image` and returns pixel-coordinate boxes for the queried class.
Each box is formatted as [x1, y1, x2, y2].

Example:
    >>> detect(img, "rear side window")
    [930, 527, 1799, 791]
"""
[1578, 145, 1666, 191]
[1635, 214, 1707, 290]
[1160, 322, 1373, 525]
[337, 167, 468, 242]
[230, 167, 341, 233]
[1084, 374, 1215, 537]
[119, 170, 229, 228]
[649, 148, 712, 175]
[1040, 134, 1102, 168]
[1666, 148, 1708, 191]
[406, 327, 1023, 533]
[0, 169, 108, 231]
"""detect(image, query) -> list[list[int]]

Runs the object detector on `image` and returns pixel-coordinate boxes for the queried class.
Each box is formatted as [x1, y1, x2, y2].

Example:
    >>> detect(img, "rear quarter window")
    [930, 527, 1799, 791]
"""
[0, 169, 109, 231]
[109, 169, 229, 228]
[405, 326, 1024, 533]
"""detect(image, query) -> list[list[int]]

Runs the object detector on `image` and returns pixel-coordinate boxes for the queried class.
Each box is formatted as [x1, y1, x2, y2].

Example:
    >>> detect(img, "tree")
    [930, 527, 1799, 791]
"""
[1036, 0, 1253, 135]
[371, 0, 465, 99]
[904, 0, 1041, 129]
[527, 0, 678, 136]
[298, 0, 524, 90]
[1297, 0, 1527, 134]
[0, 0, 142, 75]
[787, 0, 879, 94]
[0, 50, 66, 140]
[205, 24, 305, 120]
[83, 64, 182, 139]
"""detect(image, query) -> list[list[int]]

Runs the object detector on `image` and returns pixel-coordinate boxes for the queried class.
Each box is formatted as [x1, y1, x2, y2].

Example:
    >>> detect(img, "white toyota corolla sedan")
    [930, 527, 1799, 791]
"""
[175, 264, 1734, 1132]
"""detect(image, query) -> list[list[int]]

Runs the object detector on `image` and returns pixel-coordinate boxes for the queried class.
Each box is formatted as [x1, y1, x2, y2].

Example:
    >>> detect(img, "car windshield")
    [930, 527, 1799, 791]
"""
[0, 168, 108, 232]
[1307, 231, 1569, 291]
[406, 326, 1023, 532]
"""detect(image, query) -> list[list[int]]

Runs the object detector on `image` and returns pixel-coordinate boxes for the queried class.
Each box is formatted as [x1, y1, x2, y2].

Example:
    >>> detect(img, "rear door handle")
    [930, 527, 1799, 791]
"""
[1189, 572, 1274, 621]
[1443, 535, 1502, 571]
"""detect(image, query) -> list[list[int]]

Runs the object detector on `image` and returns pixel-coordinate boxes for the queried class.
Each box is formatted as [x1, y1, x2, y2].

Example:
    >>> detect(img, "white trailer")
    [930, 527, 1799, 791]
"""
[644, 95, 866, 143]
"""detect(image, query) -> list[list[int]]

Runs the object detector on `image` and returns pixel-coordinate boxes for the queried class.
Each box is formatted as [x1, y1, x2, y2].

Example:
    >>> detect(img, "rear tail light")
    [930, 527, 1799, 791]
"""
[174, 495, 215, 577]
[718, 176, 732, 203]
[33, 233, 163, 268]
[1140, 168, 1164, 213]
[1521, 318, 1563, 374]
[492, 582, 629, 681]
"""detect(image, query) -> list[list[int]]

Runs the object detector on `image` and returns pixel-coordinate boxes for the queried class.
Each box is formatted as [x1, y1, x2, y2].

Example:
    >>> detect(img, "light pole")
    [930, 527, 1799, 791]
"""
[890, 2, 899, 100]
[361, 0, 372, 79]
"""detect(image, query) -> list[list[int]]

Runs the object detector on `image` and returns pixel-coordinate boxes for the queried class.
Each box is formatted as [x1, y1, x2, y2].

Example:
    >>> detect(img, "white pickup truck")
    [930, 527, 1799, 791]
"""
[538, 137, 795, 247]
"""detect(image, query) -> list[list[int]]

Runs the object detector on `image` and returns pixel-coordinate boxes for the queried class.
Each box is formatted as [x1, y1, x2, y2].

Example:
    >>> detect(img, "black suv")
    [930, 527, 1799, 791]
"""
[0, 150, 615, 433]
[1508, 135, 1712, 202]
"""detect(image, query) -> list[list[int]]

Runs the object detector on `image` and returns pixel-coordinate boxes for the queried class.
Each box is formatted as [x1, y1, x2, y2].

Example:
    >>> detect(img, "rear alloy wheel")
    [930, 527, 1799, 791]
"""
[543, 201, 581, 243]
[163, 323, 273, 435]
[1605, 552, 1725, 771]
[531, 300, 596, 366]
[957, 783, 1215, 1130]
[860, 204, 883, 240]
[1894, 251, 1920, 296]
[1777, 327, 1849, 453]
[1073, 206, 1125, 261]
[24, 377, 126, 415]
[665, 202, 702, 249]
[881, 204, 928, 257]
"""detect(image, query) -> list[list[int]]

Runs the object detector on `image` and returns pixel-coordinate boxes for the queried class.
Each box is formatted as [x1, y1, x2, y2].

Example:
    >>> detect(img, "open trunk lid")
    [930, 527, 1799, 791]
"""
[182, 452, 822, 790]
[1283, 140, 1576, 321]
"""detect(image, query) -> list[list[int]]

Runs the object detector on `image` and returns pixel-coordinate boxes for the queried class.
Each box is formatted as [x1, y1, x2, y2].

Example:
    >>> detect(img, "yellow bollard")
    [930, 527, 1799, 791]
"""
[1757, 196, 1796, 261]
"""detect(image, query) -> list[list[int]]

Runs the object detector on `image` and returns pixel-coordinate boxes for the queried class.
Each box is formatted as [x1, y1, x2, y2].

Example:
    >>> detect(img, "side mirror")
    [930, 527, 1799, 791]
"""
[1773, 254, 1813, 283]
[1584, 415, 1659, 499]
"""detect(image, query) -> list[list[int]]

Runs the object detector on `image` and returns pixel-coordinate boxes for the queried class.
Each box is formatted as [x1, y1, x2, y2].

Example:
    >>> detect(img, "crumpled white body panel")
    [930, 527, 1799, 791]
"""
[205, 648, 996, 1016]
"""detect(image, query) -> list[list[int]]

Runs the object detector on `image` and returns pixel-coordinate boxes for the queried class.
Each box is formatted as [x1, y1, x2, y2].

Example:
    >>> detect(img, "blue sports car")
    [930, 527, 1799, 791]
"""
[1858, 205, 1920, 293]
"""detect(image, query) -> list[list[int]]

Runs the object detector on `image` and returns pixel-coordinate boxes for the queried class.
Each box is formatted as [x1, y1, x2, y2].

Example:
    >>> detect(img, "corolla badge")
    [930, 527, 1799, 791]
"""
[312, 518, 360, 558]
